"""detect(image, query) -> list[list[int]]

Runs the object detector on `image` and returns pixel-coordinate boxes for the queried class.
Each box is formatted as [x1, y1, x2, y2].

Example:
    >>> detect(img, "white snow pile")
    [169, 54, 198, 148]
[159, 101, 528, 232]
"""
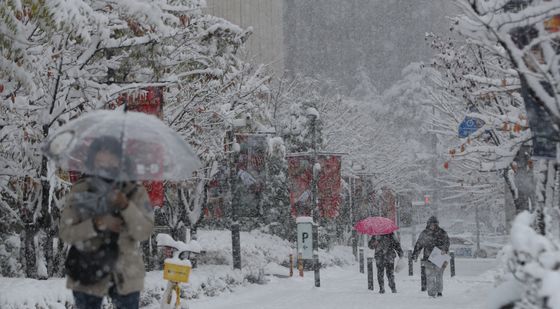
[486, 212, 560, 309]
[0, 229, 355, 308]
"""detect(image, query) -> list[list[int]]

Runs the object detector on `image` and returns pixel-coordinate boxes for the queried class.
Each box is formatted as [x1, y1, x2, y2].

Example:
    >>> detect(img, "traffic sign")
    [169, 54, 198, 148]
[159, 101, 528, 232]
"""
[458, 116, 485, 138]
[297, 219, 313, 259]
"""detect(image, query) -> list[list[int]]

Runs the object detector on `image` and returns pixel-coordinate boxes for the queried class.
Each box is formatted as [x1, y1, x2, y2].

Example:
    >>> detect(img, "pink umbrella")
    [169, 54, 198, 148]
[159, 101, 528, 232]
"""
[354, 216, 399, 236]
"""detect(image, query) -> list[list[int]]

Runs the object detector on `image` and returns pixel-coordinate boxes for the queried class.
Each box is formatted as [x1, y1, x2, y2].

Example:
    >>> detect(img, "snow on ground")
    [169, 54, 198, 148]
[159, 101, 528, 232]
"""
[186, 258, 499, 309]
[0, 228, 498, 309]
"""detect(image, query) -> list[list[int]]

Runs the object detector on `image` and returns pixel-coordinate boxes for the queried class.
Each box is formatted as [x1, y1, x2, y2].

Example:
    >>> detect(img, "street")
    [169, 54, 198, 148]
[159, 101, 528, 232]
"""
[188, 258, 497, 309]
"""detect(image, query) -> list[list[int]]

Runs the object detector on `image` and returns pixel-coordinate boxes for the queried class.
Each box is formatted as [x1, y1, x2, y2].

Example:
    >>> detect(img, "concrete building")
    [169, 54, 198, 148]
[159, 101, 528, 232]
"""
[205, 0, 285, 75]
[206, 1, 457, 91]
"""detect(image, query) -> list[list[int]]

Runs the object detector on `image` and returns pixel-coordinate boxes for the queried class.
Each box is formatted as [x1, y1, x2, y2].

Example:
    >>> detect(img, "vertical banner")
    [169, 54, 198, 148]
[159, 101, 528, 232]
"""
[288, 155, 313, 217]
[115, 87, 165, 207]
[288, 153, 342, 219]
[379, 187, 397, 223]
[206, 163, 227, 219]
[352, 173, 374, 221]
[317, 154, 342, 218]
[235, 134, 267, 217]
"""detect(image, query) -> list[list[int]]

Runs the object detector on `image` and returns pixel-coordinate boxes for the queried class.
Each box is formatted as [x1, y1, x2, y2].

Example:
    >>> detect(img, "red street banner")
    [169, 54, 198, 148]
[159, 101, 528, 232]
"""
[112, 87, 165, 207]
[317, 154, 342, 218]
[235, 134, 268, 217]
[352, 173, 375, 221]
[288, 155, 313, 217]
[288, 153, 342, 219]
[377, 187, 397, 223]
[206, 163, 228, 219]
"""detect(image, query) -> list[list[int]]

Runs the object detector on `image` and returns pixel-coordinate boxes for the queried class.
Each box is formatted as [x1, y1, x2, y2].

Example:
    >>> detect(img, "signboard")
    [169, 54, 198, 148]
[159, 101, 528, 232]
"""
[288, 153, 342, 218]
[117, 87, 165, 207]
[317, 154, 342, 218]
[288, 155, 313, 217]
[235, 134, 268, 217]
[297, 219, 313, 259]
[458, 116, 485, 138]
[206, 163, 227, 219]
[378, 187, 397, 223]
[352, 173, 375, 221]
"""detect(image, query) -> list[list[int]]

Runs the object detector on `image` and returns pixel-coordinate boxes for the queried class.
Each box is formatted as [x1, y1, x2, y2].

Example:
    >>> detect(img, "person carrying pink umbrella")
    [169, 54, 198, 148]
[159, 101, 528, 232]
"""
[355, 217, 403, 293]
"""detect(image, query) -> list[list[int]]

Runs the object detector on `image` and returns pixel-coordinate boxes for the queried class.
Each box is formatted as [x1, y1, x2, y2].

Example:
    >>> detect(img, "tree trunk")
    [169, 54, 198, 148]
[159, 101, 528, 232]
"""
[39, 152, 55, 278]
[22, 225, 37, 278]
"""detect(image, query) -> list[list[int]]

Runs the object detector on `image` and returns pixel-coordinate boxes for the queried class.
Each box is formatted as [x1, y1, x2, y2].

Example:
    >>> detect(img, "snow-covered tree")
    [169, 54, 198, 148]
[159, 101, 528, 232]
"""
[452, 1, 560, 307]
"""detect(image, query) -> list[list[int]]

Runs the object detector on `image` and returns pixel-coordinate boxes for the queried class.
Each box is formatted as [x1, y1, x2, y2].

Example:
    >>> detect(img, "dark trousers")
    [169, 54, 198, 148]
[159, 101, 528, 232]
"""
[73, 286, 140, 309]
[376, 258, 396, 292]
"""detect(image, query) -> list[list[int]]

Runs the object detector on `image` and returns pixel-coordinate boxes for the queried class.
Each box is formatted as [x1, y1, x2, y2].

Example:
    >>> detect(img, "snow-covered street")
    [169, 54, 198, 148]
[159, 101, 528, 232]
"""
[188, 259, 497, 309]
[2, 1, 559, 308]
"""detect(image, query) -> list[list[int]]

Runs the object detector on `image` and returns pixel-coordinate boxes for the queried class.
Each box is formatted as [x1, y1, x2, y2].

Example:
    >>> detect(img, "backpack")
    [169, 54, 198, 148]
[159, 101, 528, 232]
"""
[65, 233, 119, 285]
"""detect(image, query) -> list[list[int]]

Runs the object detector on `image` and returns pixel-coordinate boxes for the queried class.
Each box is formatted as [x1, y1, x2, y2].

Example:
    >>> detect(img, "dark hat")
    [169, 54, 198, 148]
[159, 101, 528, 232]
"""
[86, 136, 122, 169]
[427, 216, 439, 226]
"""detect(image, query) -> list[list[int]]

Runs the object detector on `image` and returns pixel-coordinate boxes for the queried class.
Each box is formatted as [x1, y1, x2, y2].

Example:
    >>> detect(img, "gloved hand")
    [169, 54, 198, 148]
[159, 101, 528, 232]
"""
[94, 215, 124, 233]
[109, 190, 129, 210]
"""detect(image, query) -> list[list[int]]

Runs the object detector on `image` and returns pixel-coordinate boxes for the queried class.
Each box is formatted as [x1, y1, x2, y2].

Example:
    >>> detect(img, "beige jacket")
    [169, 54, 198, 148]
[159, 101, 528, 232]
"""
[59, 178, 154, 297]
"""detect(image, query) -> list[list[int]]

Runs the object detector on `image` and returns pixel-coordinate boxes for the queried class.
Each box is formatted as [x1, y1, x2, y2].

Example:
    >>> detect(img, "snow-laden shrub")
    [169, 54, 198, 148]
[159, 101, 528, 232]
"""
[0, 234, 23, 277]
[489, 211, 560, 309]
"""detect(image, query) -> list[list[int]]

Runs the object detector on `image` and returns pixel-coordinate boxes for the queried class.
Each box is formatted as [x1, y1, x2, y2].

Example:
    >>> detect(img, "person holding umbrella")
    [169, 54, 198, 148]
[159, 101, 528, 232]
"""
[59, 136, 154, 309]
[355, 216, 402, 293]
[411, 216, 450, 298]
[45, 110, 202, 309]
[368, 232, 403, 293]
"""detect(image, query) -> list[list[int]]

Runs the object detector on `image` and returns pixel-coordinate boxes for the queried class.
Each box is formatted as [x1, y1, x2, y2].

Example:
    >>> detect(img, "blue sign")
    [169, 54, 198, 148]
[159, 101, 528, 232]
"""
[458, 116, 485, 138]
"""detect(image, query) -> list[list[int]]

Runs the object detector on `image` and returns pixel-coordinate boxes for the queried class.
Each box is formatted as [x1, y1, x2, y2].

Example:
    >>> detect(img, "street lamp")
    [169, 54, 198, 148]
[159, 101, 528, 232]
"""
[306, 107, 320, 288]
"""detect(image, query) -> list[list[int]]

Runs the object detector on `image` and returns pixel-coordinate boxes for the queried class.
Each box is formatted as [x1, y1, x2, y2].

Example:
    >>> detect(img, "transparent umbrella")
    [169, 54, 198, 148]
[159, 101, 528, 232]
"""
[43, 110, 201, 181]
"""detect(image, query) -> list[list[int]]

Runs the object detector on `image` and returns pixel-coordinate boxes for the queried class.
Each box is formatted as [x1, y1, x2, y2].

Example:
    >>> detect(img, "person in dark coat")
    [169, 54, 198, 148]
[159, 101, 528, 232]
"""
[368, 232, 403, 293]
[411, 216, 450, 298]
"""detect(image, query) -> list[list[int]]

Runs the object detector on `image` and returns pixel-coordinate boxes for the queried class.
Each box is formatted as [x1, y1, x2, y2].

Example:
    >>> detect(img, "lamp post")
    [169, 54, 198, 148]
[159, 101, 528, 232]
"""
[228, 129, 242, 270]
[306, 108, 320, 288]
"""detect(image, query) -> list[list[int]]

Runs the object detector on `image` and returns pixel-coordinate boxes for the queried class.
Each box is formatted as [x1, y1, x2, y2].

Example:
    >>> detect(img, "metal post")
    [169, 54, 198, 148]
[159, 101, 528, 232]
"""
[407, 250, 413, 276]
[309, 114, 320, 287]
[359, 248, 364, 273]
[350, 177, 358, 260]
[228, 130, 242, 270]
[313, 253, 320, 287]
[298, 253, 304, 277]
[475, 200, 480, 257]
[289, 254, 294, 277]
[420, 262, 427, 291]
[450, 252, 456, 277]
[367, 257, 374, 290]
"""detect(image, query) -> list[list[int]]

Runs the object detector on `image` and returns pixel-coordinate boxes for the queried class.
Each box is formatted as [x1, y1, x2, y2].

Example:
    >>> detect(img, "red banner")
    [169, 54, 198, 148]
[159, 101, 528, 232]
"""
[288, 153, 342, 219]
[113, 87, 165, 207]
[377, 187, 397, 223]
[288, 155, 313, 217]
[235, 134, 268, 217]
[317, 154, 341, 218]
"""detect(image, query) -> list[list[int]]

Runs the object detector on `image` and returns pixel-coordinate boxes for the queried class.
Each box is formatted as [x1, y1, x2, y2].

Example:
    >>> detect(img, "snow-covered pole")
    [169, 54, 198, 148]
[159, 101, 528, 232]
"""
[307, 108, 320, 288]
[228, 128, 242, 270]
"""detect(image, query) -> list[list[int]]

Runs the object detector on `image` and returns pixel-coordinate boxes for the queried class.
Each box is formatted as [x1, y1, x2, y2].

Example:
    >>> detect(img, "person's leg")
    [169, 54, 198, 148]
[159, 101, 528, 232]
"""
[386, 260, 396, 293]
[424, 262, 437, 297]
[109, 286, 140, 309]
[436, 266, 444, 296]
[73, 291, 103, 309]
[376, 259, 385, 293]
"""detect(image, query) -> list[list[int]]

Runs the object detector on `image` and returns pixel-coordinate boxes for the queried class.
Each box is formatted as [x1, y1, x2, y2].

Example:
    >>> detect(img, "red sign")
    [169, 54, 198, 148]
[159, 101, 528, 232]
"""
[112, 87, 165, 207]
[317, 154, 342, 218]
[288, 153, 342, 219]
[288, 155, 313, 217]
[235, 134, 268, 217]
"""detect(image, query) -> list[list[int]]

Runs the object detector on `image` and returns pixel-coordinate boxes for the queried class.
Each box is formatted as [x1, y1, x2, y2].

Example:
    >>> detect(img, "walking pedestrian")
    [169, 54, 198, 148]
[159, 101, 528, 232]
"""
[368, 232, 403, 293]
[411, 216, 450, 298]
[59, 136, 154, 309]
